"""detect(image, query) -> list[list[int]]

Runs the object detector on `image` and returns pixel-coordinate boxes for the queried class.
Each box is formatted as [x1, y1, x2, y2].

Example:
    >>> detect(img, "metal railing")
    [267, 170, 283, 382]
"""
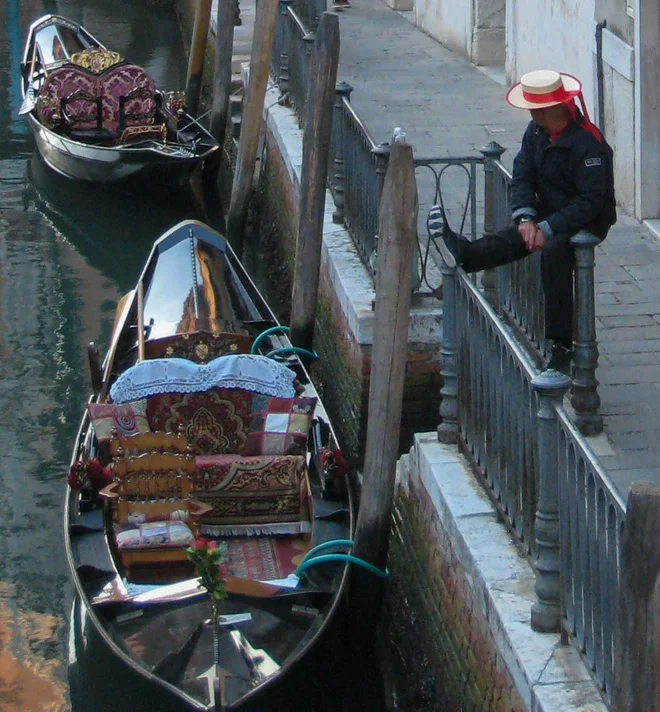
[439, 252, 624, 704]
[328, 85, 389, 273]
[271, 0, 315, 127]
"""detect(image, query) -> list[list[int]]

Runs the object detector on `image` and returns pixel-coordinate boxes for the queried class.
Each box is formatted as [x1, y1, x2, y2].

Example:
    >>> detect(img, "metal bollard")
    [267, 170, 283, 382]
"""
[480, 142, 506, 308]
[571, 231, 603, 436]
[531, 369, 572, 632]
[438, 258, 459, 444]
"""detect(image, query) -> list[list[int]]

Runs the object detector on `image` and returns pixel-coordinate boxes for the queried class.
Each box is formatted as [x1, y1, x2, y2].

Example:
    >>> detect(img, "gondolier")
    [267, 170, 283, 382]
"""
[432, 69, 616, 373]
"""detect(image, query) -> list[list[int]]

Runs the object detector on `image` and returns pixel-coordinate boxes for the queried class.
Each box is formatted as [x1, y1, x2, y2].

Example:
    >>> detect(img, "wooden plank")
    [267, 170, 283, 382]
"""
[349, 137, 417, 633]
[226, 0, 279, 250]
[289, 13, 340, 351]
[185, 0, 213, 118]
[613, 483, 660, 711]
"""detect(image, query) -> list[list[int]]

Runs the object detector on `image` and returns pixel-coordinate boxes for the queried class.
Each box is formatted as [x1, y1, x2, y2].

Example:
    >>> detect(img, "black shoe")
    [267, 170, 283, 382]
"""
[427, 205, 465, 268]
[544, 343, 573, 375]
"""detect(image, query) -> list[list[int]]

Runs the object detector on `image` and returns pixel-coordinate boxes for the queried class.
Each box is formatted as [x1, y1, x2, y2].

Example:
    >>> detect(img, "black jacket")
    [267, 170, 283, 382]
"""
[510, 118, 616, 239]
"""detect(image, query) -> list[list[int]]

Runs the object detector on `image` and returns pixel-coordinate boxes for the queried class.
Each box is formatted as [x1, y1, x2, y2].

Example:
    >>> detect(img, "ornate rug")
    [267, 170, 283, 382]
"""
[224, 536, 310, 580]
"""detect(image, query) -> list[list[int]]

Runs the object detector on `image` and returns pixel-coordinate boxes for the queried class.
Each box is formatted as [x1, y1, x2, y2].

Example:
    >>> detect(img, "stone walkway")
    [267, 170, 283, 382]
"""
[222, 0, 660, 499]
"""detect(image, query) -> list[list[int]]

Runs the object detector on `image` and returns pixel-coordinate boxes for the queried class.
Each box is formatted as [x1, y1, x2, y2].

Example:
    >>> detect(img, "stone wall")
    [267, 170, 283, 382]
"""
[387, 456, 526, 710]
[385, 435, 609, 711]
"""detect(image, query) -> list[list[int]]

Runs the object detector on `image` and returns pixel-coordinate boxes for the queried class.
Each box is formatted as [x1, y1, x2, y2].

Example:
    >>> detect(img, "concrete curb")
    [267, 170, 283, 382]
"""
[400, 434, 608, 712]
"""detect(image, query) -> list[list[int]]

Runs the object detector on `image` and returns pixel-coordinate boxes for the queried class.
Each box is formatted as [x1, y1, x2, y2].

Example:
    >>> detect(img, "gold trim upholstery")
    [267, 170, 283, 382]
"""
[70, 48, 123, 74]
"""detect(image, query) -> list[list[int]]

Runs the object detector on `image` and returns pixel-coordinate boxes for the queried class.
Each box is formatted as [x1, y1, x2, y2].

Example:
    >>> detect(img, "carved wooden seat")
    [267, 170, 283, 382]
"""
[101, 451, 211, 582]
[108, 428, 191, 459]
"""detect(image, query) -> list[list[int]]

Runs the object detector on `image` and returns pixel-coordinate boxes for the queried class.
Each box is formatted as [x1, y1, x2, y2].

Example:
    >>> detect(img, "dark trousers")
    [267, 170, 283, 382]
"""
[461, 226, 575, 344]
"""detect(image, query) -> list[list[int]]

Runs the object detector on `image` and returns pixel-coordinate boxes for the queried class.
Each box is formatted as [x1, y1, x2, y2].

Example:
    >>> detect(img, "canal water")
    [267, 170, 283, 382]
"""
[0, 1, 394, 710]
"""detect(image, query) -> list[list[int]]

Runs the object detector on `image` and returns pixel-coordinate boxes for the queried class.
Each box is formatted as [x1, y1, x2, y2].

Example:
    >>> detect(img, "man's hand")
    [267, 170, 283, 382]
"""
[518, 221, 545, 252]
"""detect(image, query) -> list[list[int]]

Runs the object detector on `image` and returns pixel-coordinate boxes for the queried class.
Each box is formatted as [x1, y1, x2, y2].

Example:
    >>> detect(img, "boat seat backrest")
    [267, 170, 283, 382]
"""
[110, 452, 196, 514]
[36, 62, 158, 136]
[144, 330, 253, 364]
[108, 429, 191, 459]
[98, 64, 156, 134]
[37, 66, 98, 129]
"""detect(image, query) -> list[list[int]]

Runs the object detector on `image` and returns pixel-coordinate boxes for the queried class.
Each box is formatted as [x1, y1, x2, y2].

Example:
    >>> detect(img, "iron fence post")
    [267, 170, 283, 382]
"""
[531, 369, 572, 632]
[570, 231, 603, 436]
[276, 0, 293, 94]
[372, 141, 391, 199]
[438, 259, 458, 444]
[332, 81, 353, 224]
[480, 141, 506, 307]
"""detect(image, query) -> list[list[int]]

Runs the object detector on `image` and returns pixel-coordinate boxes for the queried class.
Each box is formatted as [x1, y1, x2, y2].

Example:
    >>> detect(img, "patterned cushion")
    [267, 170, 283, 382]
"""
[243, 395, 317, 456]
[99, 64, 156, 133]
[87, 400, 150, 442]
[146, 388, 252, 456]
[114, 520, 194, 550]
[193, 454, 307, 525]
[37, 66, 98, 129]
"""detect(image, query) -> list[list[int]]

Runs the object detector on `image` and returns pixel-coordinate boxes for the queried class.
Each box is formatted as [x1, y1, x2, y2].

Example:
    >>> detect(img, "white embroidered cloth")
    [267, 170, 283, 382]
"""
[110, 355, 296, 403]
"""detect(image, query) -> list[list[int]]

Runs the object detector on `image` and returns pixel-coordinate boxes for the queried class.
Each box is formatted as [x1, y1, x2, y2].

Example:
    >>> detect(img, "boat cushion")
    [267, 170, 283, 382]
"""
[36, 66, 98, 129]
[88, 399, 150, 442]
[146, 388, 253, 456]
[35, 62, 158, 135]
[242, 395, 317, 456]
[110, 355, 297, 403]
[97, 63, 156, 133]
[193, 454, 308, 527]
[114, 520, 194, 551]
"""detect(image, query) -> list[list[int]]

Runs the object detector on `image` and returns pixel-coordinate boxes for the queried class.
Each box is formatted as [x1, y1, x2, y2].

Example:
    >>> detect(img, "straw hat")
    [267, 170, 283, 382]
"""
[506, 70, 581, 110]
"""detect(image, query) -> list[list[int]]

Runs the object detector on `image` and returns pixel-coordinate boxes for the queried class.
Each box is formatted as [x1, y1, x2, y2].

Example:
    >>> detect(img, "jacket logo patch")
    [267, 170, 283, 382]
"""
[585, 158, 602, 167]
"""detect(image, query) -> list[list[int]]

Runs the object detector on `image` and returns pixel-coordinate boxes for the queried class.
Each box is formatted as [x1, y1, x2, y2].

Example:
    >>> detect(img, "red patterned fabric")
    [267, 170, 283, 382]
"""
[37, 66, 98, 129]
[98, 64, 156, 133]
[243, 395, 317, 456]
[146, 388, 252, 456]
[87, 400, 150, 441]
[36, 62, 156, 135]
[193, 454, 307, 525]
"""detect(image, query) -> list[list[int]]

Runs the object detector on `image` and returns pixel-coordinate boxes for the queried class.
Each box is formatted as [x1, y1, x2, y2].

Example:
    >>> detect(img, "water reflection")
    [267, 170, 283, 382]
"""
[0, 2, 213, 710]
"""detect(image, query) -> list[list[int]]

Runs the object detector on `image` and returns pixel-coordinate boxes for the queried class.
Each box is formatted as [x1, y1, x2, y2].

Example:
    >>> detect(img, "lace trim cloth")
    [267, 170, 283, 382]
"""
[110, 355, 296, 404]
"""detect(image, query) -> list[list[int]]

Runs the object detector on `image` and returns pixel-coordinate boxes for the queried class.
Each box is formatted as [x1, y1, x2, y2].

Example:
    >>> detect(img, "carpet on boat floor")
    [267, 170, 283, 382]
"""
[223, 536, 310, 580]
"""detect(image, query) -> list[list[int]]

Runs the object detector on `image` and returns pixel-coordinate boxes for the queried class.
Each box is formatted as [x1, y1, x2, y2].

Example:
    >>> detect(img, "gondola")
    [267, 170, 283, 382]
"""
[20, 15, 218, 188]
[65, 220, 357, 711]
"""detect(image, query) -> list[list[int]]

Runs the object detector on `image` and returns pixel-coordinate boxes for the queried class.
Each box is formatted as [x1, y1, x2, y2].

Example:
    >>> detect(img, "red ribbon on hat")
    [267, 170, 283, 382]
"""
[522, 74, 602, 144]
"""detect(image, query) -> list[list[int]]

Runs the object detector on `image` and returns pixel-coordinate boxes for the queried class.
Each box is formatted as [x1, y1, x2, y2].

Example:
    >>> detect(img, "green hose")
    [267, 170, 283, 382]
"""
[251, 325, 290, 354]
[299, 539, 354, 566]
[296, 553, 389, 579]
[267, 346, 318, 361]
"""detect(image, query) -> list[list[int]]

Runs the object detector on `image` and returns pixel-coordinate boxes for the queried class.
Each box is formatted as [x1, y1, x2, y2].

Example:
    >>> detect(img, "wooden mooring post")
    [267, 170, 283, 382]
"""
[289, 12, 340, 351]
[226, 0, 279, 251]
[206, 0, 237, 187]
[185, 0, 213, 119]
[349, 135, 418, 636]
[613, 483, 660, 711]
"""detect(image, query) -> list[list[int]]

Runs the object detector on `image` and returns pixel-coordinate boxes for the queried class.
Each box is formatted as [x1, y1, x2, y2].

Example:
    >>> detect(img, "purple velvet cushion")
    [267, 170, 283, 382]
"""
[99, 64, 156, 132]
[37, 66, 98, 129]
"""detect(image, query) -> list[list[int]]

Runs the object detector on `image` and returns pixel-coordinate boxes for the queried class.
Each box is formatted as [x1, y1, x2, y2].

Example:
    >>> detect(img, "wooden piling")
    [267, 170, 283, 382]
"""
[289, 13, 340, 351]
[349, 137, 418, 635]
[185, 0, 213, 118]
[226, 0, 279, 251]
[613, 483, 660, 711]
[208, 0, 237, 164]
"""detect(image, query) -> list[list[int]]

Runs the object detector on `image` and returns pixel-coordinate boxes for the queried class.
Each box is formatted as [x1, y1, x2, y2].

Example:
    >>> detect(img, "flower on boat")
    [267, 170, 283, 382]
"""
[185, 538, 228, 604]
